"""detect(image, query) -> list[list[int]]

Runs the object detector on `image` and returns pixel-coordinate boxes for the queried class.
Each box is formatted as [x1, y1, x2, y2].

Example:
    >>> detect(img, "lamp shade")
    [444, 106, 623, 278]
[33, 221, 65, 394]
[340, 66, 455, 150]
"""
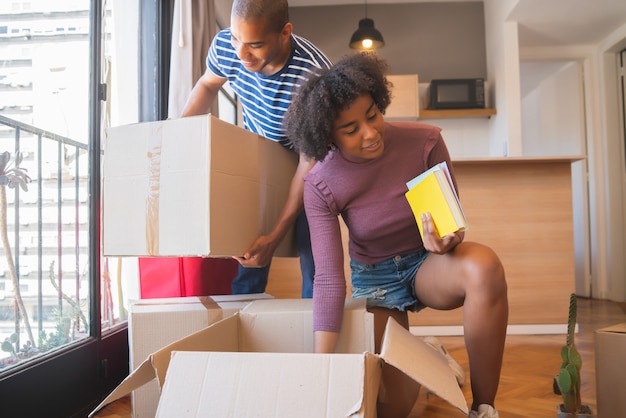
[349, 18, 385, 50]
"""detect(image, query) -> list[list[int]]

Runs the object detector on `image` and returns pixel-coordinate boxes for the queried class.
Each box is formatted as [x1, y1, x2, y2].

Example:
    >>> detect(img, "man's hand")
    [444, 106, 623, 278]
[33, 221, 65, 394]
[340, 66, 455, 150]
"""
[232, 153, 315, 268]
[420, 212, 464, 254]
[232, 234, 278, 268]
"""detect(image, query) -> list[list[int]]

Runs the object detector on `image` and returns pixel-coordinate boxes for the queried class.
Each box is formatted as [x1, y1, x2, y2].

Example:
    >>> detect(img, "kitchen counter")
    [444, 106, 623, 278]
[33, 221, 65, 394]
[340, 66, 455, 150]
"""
[410, 155, 585, 332]
[267, 155, 586, 334]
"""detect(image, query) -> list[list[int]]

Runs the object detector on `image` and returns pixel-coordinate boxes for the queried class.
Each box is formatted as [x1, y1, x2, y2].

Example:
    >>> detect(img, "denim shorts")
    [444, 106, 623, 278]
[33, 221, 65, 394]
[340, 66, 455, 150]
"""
[350, 250, 429, 312]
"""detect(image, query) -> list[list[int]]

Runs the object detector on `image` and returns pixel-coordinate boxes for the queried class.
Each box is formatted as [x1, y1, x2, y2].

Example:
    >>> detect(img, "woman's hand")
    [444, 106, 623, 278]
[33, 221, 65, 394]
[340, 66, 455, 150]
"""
[420, 212, 464, 254]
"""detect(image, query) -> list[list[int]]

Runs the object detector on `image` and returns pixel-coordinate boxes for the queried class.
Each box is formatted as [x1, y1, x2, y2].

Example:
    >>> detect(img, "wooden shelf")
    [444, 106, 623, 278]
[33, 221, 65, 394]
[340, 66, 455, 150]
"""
[419, 108, 496, 119]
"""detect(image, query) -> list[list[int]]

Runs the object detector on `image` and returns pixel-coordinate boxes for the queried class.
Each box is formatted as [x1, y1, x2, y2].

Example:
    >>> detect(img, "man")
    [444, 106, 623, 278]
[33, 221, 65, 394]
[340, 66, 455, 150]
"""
[180, 0, 332, 297]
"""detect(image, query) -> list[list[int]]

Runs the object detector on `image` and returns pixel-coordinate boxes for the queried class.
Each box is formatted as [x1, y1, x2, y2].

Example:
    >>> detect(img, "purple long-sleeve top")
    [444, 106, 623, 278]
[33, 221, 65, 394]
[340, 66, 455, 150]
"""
[304, 121, 456, 333]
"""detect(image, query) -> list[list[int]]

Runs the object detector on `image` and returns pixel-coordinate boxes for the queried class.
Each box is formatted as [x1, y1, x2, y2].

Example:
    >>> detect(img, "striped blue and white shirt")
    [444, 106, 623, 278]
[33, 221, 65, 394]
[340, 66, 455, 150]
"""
[207, 29, 332, 147]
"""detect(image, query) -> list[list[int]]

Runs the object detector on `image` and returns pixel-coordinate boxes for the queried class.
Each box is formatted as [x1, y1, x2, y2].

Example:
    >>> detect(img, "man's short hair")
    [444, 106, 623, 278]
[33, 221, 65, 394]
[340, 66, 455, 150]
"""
[232, 0, 289, 33]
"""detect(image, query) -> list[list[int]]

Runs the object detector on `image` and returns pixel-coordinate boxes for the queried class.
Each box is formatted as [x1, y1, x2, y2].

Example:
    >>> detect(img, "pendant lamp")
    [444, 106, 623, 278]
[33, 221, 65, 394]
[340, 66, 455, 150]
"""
[349, 0, 385, 50]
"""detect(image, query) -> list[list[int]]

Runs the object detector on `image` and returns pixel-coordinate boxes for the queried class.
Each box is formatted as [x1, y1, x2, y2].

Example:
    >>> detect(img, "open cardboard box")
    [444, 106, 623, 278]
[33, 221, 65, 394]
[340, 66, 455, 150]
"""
[128, 293, 273, 418]
[103, 114, 298, 258]
[90, 298, 468, 417]
[595, 322, 626, 418]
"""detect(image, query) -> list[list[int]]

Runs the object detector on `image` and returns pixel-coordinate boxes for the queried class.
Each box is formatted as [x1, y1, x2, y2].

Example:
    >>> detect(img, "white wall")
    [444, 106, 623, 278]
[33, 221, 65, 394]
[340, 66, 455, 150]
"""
[290, 2, 488, 82]
[519, 60, 589, 297]
[517, 22, 626, 301]
[520, 61, 584, 156]
[483, 0, 523, 157]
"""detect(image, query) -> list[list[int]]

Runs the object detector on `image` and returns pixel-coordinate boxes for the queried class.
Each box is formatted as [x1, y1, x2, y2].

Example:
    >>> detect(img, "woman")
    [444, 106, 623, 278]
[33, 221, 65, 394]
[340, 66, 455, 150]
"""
[284, 52, 508, 418]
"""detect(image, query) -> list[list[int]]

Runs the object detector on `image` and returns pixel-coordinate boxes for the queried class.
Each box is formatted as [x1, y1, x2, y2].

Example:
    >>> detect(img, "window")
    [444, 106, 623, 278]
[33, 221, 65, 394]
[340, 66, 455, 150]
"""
[0, 1, 227, 415]
[0, 1, 98, 376]
[0, 1, 143, 415]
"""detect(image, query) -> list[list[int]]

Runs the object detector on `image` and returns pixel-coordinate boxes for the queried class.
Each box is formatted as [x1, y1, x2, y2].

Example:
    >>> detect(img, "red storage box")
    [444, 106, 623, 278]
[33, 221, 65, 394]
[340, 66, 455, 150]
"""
[138, 257, 238, 298]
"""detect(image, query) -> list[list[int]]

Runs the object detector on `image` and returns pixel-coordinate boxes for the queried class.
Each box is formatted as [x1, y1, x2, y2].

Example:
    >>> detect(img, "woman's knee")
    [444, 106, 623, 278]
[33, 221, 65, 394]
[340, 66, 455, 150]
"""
[463, 243, 507, 295]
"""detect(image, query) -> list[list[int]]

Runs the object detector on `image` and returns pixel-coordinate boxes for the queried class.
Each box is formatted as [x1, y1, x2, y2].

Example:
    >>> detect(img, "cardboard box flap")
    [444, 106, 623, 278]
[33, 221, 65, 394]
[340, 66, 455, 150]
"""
[128, 294, 273, 322]
[127, 294, 273, 418]
[598, 322, 626, 334]
[89, 360, 157, 417]
[240, 297, 374, 354]
[92, 317, 245, 417]
[130, 293, 272, 309]
[147, 298, 374, 385]
[90, 315, 243, 417]
[361, 352, 384, 417]
[151, 315, 241, 386]
[241, 297, 364, 314]
[155, 351, 376, 418]
[130, 296, 220, 314]
[209, 293, 273, 303]
[380, 317, 469, 415]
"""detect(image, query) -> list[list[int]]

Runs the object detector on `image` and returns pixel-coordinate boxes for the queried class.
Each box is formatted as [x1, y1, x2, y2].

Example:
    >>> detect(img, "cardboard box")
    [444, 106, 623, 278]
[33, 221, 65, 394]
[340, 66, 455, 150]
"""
[90, 298, 467, 417]
[128, 293, 273, 418]
[595, 322, 626, 418]
[103, 114, 298, 258]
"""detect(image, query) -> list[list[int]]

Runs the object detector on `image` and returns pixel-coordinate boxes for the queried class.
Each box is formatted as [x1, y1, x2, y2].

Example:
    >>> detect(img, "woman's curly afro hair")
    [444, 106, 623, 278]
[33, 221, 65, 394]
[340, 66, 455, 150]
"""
[284, 52, 392, 161]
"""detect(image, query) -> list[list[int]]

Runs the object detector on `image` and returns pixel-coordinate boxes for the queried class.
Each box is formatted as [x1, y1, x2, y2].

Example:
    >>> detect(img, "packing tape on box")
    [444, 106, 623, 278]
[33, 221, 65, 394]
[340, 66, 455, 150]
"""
[146, 124, 163, 255]
[197, 296, 221, 312]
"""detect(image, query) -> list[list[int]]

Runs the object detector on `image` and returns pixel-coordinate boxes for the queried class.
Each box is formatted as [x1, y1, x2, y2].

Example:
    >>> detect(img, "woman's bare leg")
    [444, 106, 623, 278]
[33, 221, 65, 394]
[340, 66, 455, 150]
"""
[414, 242, 508, 411]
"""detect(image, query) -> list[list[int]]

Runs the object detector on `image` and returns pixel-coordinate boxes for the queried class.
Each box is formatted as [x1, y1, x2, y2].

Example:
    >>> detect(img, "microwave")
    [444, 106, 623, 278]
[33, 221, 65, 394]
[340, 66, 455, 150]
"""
[429, 78, 485, 110]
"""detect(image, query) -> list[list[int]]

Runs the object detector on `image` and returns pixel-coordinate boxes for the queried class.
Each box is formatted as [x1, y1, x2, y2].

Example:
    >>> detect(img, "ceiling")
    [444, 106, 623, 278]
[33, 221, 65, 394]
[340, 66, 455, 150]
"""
[288, 0, 626, 48]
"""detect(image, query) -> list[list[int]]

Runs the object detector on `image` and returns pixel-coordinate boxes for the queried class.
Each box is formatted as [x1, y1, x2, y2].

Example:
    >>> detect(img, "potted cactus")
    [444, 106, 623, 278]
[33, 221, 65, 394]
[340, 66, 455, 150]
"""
[555, 293, 593, 417]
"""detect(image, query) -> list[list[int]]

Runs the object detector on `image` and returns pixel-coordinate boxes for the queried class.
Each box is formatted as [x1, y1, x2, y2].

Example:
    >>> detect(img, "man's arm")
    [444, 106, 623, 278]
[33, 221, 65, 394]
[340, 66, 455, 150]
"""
[180, 69, 227, 117]
[233, 152, 315, 267]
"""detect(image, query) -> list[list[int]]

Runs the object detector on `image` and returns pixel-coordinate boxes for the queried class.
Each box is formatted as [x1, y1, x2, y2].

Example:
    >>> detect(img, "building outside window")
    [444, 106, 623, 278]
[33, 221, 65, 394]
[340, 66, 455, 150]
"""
[0, 1, 237, 414]
[0, 0, 131, 373]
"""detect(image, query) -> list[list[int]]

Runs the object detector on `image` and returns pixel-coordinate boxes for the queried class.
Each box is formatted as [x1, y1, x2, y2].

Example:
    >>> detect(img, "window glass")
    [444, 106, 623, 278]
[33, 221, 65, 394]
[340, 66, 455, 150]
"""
[98, 0, 141, 329]
[0, 0, 135, 372]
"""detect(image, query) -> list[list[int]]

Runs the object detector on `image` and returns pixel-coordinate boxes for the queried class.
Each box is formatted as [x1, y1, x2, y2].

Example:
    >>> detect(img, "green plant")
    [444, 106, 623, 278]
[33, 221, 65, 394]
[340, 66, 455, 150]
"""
[1, 333, 18, 357]
[0, 151, 35, 348]
[1, 261, 88, 369]
[39, 260, 88, 351]
[47, 260, 88, 332]
[557, 293, 583, 413]
[1, 333, 37, 358]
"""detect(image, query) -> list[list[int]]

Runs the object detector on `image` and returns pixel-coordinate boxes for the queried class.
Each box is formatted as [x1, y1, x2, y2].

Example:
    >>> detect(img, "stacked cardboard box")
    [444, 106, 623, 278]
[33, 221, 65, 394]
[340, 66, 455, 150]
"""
[595, 323, 626, 418]
[102, 114, 298, 258]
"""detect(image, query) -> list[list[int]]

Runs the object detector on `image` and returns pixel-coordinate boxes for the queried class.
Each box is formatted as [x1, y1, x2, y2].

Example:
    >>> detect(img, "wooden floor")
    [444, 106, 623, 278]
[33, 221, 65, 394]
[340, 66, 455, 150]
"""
[94, 297, 626, 418]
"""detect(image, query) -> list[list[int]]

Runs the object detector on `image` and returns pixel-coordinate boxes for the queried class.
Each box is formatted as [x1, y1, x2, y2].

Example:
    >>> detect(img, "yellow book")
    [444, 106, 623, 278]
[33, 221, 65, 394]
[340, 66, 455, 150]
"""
[405, 162, 467, 239]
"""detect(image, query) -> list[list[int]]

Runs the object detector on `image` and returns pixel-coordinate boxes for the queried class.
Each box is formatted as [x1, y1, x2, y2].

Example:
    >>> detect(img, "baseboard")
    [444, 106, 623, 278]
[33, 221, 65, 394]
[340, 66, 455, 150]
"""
[410, 323, 569, 336]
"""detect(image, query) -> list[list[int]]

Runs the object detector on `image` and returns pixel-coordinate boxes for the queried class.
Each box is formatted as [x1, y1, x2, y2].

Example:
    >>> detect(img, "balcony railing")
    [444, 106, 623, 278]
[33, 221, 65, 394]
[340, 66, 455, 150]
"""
[0, 114, 90, 371]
